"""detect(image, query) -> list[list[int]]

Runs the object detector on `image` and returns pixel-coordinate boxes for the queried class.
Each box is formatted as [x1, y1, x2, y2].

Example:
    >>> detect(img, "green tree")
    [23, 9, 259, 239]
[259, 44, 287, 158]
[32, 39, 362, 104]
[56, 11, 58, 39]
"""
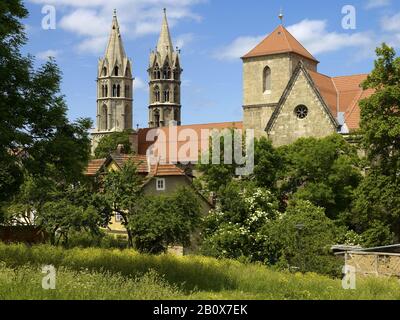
[352, 44, 400, 240]
[361, 220, 394, 248]
[261, 200, 342, 276]
[94, 131, 133, 159]
[129, 188, 201, 254]
[278, 134, 362, 219]
[0, 1, 92, 205]
[32, 182, 109, 245]
[252, 137, 283, 190]
[196, 129, 238, 194]
[359, 44, 400, 176]
[102, 160, 144, 247]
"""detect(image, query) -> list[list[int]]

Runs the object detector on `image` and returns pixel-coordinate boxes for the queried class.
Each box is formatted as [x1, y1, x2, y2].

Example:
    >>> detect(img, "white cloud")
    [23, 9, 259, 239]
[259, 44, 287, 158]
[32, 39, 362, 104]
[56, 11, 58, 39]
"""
[28, 0, 205, 54]
[381, 13, 400, 32]
[287, 19, 373, 55]
[175, 33, 194, 49]
[214, 19, 373, 61]
[213, 35, 263, 61]
[365, 0, 391, 9]
[36, 49, 61, 60]
[133, 77, 145, 91]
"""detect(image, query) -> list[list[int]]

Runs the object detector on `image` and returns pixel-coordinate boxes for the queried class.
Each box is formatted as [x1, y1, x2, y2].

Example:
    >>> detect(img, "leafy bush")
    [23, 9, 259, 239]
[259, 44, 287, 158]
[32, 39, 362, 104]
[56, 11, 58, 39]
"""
[260, 200, 342, 276]
[130, 188, 201, 254]
[361, 221, 395, 248]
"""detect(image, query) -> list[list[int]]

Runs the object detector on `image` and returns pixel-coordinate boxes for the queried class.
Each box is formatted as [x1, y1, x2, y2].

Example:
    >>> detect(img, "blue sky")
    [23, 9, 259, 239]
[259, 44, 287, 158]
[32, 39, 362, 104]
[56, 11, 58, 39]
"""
[22, 0, 400, 128]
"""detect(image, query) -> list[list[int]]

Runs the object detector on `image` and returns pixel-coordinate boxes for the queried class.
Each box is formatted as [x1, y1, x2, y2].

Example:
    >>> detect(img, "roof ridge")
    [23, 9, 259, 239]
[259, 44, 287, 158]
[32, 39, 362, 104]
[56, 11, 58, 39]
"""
[309, 70, 332, 79]
[282, 25, 317, 62]
[332, 73, 369, 79]
[280, 25, 292, 52]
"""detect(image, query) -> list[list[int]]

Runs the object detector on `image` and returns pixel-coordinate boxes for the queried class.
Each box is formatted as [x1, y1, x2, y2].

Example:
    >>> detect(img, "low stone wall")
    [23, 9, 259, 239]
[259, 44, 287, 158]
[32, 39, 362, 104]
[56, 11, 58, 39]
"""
[345, 251, 400, 277]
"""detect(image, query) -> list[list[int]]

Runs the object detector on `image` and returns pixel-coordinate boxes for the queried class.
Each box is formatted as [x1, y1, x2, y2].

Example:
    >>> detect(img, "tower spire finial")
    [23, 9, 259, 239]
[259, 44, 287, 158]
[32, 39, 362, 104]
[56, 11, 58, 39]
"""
[279, 8, 284, 25]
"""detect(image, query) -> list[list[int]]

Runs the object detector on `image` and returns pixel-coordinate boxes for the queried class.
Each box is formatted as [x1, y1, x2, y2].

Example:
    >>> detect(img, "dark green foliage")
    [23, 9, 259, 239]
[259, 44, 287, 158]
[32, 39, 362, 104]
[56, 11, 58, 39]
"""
[130, 188, 201, 254]
[102, 160, 143, 247]
[260, 200, 342, 276]
[352, 44, 400, 242]
[359, 44, 400, 176]
[278, 134, 362, 219]
[361, 221, 395, 248]
[94, 131, 133, 159]
[0, 1, 92, 204]
[252, 137, 282, 189]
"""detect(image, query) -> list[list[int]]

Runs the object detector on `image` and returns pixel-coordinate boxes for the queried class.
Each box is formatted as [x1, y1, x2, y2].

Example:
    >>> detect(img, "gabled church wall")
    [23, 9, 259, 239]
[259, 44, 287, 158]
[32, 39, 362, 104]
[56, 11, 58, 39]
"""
[268, 71, 336, 146]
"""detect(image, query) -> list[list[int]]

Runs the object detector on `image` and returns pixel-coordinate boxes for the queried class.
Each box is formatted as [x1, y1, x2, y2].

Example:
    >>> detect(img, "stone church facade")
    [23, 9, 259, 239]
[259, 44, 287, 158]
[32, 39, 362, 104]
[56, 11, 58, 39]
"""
[90, 11, 373, 155]
[242, 24, 373, 147]
[91, 10, 134, 152]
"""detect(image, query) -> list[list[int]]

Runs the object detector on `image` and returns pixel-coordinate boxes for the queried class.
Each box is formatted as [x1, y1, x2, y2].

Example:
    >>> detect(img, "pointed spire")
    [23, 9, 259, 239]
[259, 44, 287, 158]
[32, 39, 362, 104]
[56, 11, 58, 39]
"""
[157, 8, 174, 58]
[104, 9, 126, 66]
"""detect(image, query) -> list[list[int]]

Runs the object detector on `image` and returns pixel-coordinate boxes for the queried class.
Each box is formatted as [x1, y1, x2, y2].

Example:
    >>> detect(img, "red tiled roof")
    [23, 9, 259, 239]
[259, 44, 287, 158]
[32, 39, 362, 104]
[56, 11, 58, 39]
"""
[85, 159, 106, 176]
[85, 154, 187, 177]
[242, 25, 318, 62]
[137, 121, 243, 163]
[110, 154, 149, 173]
[309, 71, 373, 131]
[152, 163, 185, 177]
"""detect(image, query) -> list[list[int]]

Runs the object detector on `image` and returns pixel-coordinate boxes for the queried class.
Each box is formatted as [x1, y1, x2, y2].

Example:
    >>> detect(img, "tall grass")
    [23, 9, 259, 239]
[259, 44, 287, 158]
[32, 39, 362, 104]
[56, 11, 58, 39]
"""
[0, 243, 400, 300]
[0, 263, 183, 300]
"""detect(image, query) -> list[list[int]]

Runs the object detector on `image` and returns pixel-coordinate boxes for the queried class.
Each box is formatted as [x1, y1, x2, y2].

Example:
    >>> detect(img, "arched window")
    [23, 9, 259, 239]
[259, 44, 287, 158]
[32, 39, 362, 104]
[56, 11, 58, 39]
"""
[102, 67, 107, 77]
[263, 66, 271, 93]
[101, 85, 104, 97]
[174, 108, 179, 121]
[162, 63, 169, 79]
[101, 105, 108, 131]
[125, 85, 130, 98]
[167, 67, 171, 79]
[114, 66, 119, 76]
[117, 84, 121, 97]
[112, 84, 117, 97]
[154, 86, 160, 102]
[154, 64, 160, 79]
[163, 90, 170, 102]
[105, 85, 108, 97]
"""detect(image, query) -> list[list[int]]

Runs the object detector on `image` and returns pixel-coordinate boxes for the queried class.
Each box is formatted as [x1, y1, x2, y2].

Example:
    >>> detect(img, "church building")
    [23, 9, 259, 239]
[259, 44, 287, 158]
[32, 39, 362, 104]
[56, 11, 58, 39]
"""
[242, 21, 373, 146]
[90, 10, 373, 159]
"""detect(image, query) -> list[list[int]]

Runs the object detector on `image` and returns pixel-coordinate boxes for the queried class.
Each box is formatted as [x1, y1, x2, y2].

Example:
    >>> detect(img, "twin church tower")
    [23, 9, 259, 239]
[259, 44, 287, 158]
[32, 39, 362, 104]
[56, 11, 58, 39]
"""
[93, 9, 182, 145]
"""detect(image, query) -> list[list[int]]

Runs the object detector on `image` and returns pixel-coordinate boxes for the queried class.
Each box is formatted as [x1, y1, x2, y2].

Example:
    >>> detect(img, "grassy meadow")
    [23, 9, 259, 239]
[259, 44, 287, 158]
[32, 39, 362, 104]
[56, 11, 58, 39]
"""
[0, 243, 399, 300]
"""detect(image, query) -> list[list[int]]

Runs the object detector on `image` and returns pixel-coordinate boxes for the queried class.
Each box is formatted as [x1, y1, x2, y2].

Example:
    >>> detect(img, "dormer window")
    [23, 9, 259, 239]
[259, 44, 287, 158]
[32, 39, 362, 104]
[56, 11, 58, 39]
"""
[114, 66, 119, 76]
[103, 67, 107, 77]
